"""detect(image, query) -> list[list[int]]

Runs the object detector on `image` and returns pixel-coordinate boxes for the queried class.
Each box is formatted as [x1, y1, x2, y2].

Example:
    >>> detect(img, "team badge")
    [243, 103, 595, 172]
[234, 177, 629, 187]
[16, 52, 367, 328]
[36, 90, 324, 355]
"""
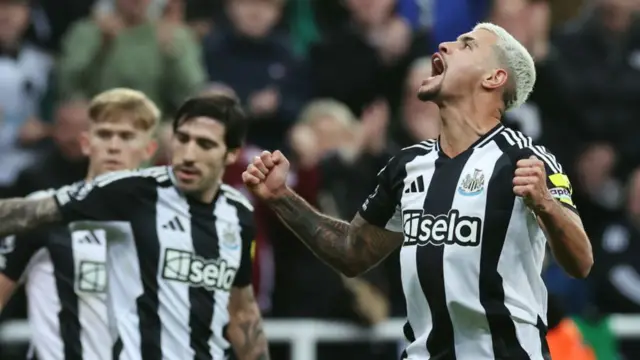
[222, 227, 240, 250]
[458, 169, 485, 196]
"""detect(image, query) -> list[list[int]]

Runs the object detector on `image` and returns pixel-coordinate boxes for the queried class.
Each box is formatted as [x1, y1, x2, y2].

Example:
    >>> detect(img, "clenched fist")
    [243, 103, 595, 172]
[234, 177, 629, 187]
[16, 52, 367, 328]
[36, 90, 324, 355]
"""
[242, 150, 290, 200]
[513, 156, 554, 213]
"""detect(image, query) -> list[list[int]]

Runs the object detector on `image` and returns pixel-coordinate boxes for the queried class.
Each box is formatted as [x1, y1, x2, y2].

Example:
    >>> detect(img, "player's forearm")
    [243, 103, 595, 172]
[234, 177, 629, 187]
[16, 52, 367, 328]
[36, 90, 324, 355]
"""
[267, 188, 365, 276]
[0, 198, 60, 237]
[227, 303, 269, 359]
[538, 201, 593, 278]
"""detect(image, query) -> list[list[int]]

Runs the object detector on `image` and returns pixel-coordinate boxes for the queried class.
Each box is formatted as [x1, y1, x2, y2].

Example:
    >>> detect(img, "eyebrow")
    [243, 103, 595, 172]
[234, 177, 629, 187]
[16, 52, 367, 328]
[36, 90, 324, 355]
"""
[457, 35, 477, 48]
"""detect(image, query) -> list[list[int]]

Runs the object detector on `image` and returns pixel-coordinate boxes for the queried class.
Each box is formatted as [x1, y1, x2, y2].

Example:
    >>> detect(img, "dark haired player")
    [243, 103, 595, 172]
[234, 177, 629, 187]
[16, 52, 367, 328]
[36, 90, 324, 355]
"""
[0, 95, 269, 360]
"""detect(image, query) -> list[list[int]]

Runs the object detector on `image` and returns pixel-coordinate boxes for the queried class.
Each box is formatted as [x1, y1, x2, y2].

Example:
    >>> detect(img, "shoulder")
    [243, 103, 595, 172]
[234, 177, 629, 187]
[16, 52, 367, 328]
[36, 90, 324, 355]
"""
[383, 140, 437, 174]
[172, 24, 199, 43]
[498, 128, 564, 174]
[91, 166, 172, 188]
[220, 184, 254, 213]
[219, 184, 254, 232]
[25, 188, 57, 200]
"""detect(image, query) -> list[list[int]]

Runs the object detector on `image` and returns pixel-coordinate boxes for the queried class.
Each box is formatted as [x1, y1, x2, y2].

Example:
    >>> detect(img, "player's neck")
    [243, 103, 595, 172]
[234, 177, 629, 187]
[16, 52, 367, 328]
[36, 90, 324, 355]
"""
[438, 101, 501, 158]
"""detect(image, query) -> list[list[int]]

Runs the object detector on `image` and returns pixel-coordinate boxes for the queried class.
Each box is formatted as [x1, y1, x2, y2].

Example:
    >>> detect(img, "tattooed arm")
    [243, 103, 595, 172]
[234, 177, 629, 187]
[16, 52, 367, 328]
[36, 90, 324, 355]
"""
[0, 197, 61, 238]
[267, 188, 404, 277]
[227, 286, 269, 360]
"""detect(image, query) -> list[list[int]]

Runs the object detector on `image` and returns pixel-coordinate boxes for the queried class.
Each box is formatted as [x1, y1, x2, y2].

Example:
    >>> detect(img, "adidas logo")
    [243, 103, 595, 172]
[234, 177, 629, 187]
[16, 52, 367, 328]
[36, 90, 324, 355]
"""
[404, 175, 425, 194]
[162, 216, 185, 232]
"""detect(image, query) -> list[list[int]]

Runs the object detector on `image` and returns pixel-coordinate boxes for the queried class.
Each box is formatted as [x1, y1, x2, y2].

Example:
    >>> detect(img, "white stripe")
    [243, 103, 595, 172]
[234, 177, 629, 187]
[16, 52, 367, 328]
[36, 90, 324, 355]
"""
[504, 128, 561, 173]
[444, 142, 504, 358]
[220, 184, 254, 212]
[514, 319, 545, 359]
[504, 128, 524, 149]
[400, 150, 439, 359]
[68, 224, 110, 360]
[155, 187, 194, 359]
[498, 200, 547, 327]
[501, 131, 516, 146]
[474, 125, 504, 149]
[534, 145, 562, 173]
[209, 196, 241, 359]
[24, 249, 65, 360]
[87, 221, 138, 360]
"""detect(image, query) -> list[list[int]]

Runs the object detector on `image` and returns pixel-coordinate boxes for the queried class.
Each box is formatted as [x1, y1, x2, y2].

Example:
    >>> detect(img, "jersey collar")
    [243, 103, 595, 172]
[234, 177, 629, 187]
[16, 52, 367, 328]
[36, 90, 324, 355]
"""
[434, 123, 505, 154]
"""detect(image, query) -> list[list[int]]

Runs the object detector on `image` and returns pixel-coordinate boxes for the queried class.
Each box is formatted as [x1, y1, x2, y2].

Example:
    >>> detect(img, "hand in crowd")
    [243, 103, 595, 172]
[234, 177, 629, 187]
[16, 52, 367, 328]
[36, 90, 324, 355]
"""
[95, 13, 124, 44]
[370, 16, 412, 65]
[356, 99, 390, 155]
[249, 87, 280, 116]
[342, 277, 390, 326]
[289, 124, 320, 169]
[18, 117, 49, 146]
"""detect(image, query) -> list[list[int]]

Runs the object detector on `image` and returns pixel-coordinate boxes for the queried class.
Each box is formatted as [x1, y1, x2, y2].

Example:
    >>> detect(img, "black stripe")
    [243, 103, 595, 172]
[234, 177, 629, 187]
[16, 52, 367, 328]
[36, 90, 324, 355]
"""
[175, 217, 186, 232]
[419, 151, 471, 359]
[537, 317, 551, 360]
[417, 175, 425, 192]
[478, 143, 529, 358]
[112, 338, 123, 360]
[187, 197, 220, 360]
[135, 187, 162, 360]
[48, 228, 83, 360]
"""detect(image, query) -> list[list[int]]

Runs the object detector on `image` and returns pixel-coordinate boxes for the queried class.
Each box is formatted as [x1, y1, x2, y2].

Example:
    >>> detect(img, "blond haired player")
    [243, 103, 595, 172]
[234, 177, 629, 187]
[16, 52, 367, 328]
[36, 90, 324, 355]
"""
[0, 88, 159, 360]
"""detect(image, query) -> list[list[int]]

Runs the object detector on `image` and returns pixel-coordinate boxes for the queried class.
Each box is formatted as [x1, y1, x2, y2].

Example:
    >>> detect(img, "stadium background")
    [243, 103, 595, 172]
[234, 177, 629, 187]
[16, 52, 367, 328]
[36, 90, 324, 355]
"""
[0, 0, 638, 359]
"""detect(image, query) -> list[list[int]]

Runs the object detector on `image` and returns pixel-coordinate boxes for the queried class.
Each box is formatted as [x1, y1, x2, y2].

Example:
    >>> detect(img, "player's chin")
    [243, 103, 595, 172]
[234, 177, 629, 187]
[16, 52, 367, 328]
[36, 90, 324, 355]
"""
[417, 87, 439, 102]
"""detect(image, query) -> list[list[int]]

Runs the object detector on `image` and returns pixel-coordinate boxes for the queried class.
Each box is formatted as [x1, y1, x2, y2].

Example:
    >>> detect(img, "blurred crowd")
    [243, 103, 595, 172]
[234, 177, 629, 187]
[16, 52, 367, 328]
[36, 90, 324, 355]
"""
[1, 0, 640, 359]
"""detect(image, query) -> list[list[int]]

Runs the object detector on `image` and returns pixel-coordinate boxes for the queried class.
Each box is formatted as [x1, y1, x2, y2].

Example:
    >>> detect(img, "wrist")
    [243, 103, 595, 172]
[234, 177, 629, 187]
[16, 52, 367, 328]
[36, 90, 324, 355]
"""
[265, 186, 292, 204]
[534, 193, 560, 217]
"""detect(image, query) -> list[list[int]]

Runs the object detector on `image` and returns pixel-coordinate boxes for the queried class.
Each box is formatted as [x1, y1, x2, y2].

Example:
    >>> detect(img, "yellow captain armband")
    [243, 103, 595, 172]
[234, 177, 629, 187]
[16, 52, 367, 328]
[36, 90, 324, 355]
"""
[250, 239, 256, 261]
[548, 173, 575, 208]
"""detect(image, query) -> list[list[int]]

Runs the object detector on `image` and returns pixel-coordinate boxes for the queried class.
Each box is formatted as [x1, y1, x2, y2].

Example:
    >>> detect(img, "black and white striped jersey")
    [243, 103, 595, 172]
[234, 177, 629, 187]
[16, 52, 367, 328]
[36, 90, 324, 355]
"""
[360, 125, 574, 360]
[53, 166, 254, 360]
[0, 186, 111, 360]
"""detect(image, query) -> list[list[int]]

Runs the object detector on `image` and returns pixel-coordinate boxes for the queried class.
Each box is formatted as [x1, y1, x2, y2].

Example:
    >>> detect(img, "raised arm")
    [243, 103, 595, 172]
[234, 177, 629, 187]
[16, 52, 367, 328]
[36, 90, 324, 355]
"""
[0, 197, 60, 238]
[268, 189, 403, 277]
[243, 151, 404, 277]
[513, 155, 593, 278]
[226, 286, 269, 360]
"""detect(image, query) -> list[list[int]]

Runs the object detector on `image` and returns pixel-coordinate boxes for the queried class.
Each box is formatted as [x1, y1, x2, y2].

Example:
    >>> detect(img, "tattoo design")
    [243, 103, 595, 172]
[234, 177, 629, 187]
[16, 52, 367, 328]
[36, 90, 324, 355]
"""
[229, 288, 269, 360]
[0, 198, 60, 237]
[268, 191, 402, 276]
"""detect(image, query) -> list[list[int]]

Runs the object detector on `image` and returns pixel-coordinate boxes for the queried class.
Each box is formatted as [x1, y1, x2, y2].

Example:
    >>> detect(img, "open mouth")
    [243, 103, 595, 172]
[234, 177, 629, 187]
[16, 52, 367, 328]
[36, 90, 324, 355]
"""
[431, 53, 445, 76]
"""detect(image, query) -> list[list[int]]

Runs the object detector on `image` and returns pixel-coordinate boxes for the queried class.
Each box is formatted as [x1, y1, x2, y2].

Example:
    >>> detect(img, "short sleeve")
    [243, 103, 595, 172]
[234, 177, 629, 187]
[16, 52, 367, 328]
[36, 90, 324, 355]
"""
[233, 221, 255, 288]
[358, 157, 403, 232]
[53, 170, 151, 222]
[0, 233, 46, 282]
[522, 145, 578, 213]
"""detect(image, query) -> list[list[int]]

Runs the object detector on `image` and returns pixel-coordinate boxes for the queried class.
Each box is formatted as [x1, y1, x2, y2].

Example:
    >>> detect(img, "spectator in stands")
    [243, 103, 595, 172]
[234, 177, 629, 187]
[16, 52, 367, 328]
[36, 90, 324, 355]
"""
[0, 0, 53, 188]
[548, 0, 640, 214]
[546, 294, 598, 360]
[590, 168, 640, 357]
[57, 0, 205, 114]
[25, 0, 96, 52]
[7, 100, 89, 197]
[309, 0, 430, 116]
[268, 99, 392, 360]
[392, 57, 440, 149]
[203, 0, 308, 150]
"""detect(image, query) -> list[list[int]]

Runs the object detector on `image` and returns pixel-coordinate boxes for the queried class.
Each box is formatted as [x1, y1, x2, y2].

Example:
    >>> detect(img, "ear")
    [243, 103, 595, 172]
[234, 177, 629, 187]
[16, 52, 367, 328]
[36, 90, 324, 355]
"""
[225, 148, 241, 166]
[79, 131, 91, 156]
[143, 139, 159, 161]
[481, 68, 508, 91]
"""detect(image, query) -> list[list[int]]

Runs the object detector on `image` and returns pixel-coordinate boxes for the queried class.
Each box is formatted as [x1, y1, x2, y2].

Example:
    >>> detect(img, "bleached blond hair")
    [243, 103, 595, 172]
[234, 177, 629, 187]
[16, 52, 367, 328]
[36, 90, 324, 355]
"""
[473, 22, 536, 110]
